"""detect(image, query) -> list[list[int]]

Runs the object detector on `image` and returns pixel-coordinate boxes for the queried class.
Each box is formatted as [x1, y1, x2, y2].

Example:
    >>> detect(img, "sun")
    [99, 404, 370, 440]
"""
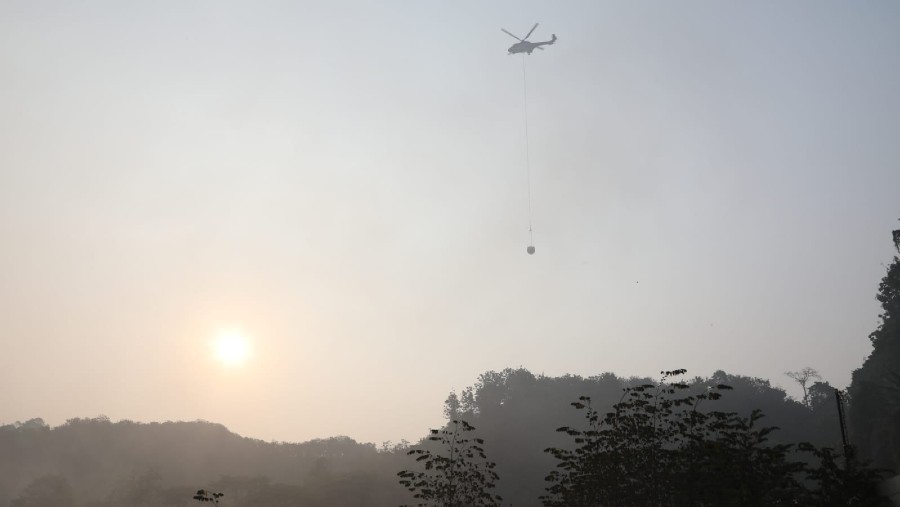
[213, 331, 250, 366]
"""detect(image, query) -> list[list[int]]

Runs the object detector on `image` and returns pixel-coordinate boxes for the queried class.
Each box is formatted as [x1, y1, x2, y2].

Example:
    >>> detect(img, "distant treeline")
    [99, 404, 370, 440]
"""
[425, 367, 853, 506]
[0, 417, 405, 506]
[0, 367, 854, 507]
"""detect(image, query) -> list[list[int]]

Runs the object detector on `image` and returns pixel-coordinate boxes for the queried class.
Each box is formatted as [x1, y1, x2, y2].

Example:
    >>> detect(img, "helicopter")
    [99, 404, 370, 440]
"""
[501, 23, 557, 55]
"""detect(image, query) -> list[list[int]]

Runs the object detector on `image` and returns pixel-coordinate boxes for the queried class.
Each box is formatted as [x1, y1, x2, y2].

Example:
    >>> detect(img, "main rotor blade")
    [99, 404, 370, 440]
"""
[523, 23, 539, 41]
[501, 28, 522, 41]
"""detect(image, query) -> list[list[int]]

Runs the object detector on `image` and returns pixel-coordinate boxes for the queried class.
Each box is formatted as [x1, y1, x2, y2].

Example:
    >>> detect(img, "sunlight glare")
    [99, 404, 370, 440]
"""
[214, 331, 250, 366]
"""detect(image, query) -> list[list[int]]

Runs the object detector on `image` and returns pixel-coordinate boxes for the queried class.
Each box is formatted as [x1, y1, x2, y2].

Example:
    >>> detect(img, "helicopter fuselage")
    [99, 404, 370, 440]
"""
[508, 41, 537, 54]
[507, 35, 557, 55]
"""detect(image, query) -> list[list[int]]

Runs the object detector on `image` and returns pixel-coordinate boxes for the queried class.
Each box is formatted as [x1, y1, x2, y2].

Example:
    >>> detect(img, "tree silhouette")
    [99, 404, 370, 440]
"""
[785, 367, 821, 407]
[797, 443, 887, 505]
[397, 419, 501, 507]
[192, 489, 223, 505]
[542, 369, 806, 506]
[850, 228, 900, 469]
[892, 222, 899, 252]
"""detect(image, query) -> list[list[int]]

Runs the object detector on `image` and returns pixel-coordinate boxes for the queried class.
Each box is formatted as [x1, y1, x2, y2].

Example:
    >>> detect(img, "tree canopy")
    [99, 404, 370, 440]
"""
[850, 250, 900, 470]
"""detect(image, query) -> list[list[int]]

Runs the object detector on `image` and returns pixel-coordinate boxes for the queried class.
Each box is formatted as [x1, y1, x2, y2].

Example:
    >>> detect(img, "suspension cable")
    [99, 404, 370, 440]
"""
[521, 54, 534, 246]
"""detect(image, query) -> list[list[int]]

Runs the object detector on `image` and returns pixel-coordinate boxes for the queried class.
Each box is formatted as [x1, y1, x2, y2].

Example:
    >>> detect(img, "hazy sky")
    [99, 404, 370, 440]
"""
[2, 1, 899, 445]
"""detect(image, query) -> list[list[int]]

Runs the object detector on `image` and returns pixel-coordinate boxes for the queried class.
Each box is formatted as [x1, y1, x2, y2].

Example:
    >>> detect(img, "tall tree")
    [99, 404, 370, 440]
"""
[541, 370, 807, 506]
[785, 367, 821, 407]
[849, 229, 900, 469]
[397, 420, 501, 507]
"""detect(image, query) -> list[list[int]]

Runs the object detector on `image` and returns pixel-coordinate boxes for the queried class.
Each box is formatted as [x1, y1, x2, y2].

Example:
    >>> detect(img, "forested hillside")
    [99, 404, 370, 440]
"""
[2, 367, 850, 506]
[0, 418, 409, 506]
[437, 368, 848, 506]
[850, 247, 900, 471]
